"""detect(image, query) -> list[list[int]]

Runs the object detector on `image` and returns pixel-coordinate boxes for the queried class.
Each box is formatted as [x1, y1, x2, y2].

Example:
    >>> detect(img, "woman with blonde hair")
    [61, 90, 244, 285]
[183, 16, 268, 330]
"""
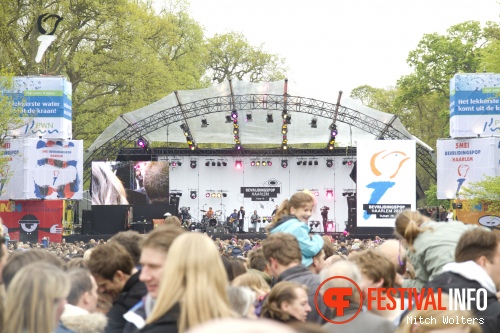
[140, 232, 233, 333]
[232, 272, 271, 317]
[394, 209, 477, 290]
[91, 162, 128, 205]
[3, 262, 70, 333]
[261, 281, 311, 323]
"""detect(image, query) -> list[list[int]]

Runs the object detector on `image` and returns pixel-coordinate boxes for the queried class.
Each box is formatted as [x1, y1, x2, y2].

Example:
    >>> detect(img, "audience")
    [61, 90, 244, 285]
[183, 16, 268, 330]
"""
[261, 281, 311, 323]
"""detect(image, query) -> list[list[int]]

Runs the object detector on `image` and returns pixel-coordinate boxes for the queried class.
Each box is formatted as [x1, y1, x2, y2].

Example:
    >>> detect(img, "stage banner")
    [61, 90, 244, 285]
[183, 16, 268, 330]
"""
[2, 76, 72, 139]
[450, 73, 500, 138]
[0, 200, 63, 243]
[0, 140, 25, 199]
[357, 140, 416, 227]
[436, 137, 498, 199]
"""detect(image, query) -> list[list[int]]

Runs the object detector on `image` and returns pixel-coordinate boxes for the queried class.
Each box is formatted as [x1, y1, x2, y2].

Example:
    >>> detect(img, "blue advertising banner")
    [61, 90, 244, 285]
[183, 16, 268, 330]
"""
[450, 74, 500, 138]
[2, 76, 72, 139]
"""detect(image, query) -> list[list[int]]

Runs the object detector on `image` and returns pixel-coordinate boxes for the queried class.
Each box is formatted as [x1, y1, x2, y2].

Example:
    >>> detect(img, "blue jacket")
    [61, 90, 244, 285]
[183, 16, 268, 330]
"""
[269, 215, 324, 267]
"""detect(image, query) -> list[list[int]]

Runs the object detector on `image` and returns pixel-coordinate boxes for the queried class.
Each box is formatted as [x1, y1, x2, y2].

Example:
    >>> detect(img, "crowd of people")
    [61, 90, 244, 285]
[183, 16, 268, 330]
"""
[0, 192, 498, 333]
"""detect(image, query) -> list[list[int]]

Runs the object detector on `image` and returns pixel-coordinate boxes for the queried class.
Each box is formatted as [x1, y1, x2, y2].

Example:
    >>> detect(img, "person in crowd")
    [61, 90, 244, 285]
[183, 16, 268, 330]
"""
[56, 268, 107, 333]
[87, 242, 147, 333]
[243, 239, 253, 252]
[377, 239, 407, 278]
[123, 225, 185, 333]
[143, 162, 169, 203]
[108, 230, 143, 267]
[3, 262, 70, 333]
[261, 281, 311, 323]
[349, 250, 405, 325]
[91, 162, 129, 205]
[2, 249, 65, 289]
[139, 233, 233, 332]
[424, 228, 500, 333]
[267, 192, 324, 268]
[262, 232, 326, 324]
[232, 272, 270, 317]
[227, 286, 257, 319]
[164, 216, 182, 227]
[394, 209, 477, 290]
[320, 260, 395, 333]
[247, 247, 272, 285]
[308, 248, 326, 275]
[447, 208, 454, 222]
[397, 299, 481, 333]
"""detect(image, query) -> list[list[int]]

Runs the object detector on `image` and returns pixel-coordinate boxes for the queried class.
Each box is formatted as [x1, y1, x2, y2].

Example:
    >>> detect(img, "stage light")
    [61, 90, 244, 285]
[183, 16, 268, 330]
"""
[178, 162, 182, 166]
[246, 112, 253, 121]
[326, 159, 333, 168]
[267, 112, 273, 123]
[326, 189, 334, 198]
[330, 123, 338, 137]
[347, 160, 353, 166]
[205, 161, 210, 166]
[281, 160, 288, 168]
[268, 161, 272, 166]
[235, 160, 243, 169]
[314, 191, 319, 196]
[297, 161, 302, 166]
[314, 160, 318, 166]
[190, 191, 197, 199]
[342, 158, 347, 165]
[225, 114, 232, 123]
[211, 161, 215, 167]
[222, 193, 227, 197]
[137, 137, 148, 149]
[311, 117, 317, 128]
[262, 161, 267, 166]
[342, 191, 347, 197]
[171, 161, 177, 167]
[222, 161, 227, 166]
[231, 110, 238, 119]
[201, 117, 208, 127]
[235, 144, 241, 150]
[217, 161, 221, 167]
[256, 161, 261, 166]
[180, 123, 188, 132]
[217, 192, 222, 198]
[211, 193, 216, 198]
[314, 221, 320, 228]
[206, 192, 210, 198]
[308, 160, 313, 166]
[190, 161, 197, 169]
[282, 143, 288, 150]
[281, 125, 287, 134]
[251, 161, 256, 166]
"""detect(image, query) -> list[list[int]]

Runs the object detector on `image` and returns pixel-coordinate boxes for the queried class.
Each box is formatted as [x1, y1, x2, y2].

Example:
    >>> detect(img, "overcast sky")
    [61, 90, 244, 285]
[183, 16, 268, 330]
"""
[185, 0, 500, 101]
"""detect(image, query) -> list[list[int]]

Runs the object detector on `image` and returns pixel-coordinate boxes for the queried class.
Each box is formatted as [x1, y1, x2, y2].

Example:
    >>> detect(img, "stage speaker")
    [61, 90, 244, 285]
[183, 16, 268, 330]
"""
[82, 222, 93, 235]
[206, 227, 216, 234]
[82, 210, 92, 224]
[216, 226, 225, 234]
[248, 227, 256, 233]
[349, 161, 357, 183]
[260, 228, 267, 234]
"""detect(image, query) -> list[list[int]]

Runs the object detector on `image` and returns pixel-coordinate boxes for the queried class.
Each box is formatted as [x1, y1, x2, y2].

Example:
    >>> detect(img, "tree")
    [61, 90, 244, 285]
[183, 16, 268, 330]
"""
[0, 0, 208, 147]
[461, 176, 500, 213]
[205, 32, 287, 83]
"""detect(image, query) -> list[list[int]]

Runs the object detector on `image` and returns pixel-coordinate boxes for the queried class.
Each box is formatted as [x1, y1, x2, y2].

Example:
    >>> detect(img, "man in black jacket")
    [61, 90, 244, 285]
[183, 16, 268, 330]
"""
[262, 232, 327, 324]
[424, 228, 500, 333]
[87, 242, 147, 333]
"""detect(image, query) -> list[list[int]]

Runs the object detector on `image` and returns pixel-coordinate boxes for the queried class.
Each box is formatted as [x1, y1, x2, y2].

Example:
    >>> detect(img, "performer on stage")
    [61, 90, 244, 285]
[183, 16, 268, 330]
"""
[271, 205, 279, 217]
[237, 206, 245, 233]
[206, 207, 214, 219]
[250, 210, 259, 224]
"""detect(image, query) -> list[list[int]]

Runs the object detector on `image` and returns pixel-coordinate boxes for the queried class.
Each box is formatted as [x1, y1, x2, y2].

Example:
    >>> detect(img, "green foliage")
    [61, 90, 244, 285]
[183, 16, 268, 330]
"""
[423, 183, 450, 208]
[461, 176, 500, 212]
[206, 32, 288, 83]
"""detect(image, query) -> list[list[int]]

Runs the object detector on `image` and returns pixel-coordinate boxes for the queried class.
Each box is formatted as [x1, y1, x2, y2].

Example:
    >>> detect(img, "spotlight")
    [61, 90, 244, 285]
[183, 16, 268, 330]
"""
[235, 160, 243, 169]
[314, 191, 319, 196]
[256, 161, 260, 166]
[297, 161, 302, 166]
[180, 123, 188, 132]
[281, 125, 287, 134]
[282, 143, 288, 150]
[266, 112, 273, 123]
[326, 160, 333, 168]
[137, 137, 148, 149]
[217, 192, 222, 198]
[217, 161, 221, 167]
[342, 159, 347, 165]
[342, 191, 347, 197]
[190, 161, 197, 169]
[201, 117, 208, 127]
[281, 160, 288, 168]
[206, 192, 210, 198]
[231, 110, 238, 119]
[308, 161, 313, 166]
[211, 161, 216, 166]
[235, 144, 241, 150]
[314, 161, 318, 166]
[326, 189, 334, 198]
[222, 193, 227, 197]
[178, 161, 182, 166]
[246, 112, 253, 121]
[171, 161, 177, 167]
[211, 193, 216, 198]
[330, 123, 338, 136]
[347, 160, 353, 166]
[222, 161, 227, 166]
[251, 161, 256, 166]
[205, 161, 210, 166]
[268, 161, 272, 166]
[225, 114, 232, 123]
[190, 191, 197, 199]
[314, 221, 320, 228]
[311, 117, 317, 128]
